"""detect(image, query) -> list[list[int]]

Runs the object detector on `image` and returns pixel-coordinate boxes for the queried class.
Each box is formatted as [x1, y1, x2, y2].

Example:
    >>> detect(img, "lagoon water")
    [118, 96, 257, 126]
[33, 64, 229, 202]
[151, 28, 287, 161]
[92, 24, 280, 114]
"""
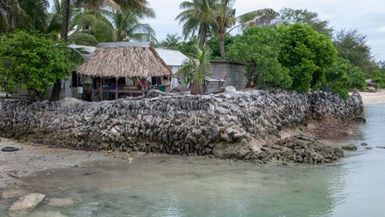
[1, 103, 385, 217]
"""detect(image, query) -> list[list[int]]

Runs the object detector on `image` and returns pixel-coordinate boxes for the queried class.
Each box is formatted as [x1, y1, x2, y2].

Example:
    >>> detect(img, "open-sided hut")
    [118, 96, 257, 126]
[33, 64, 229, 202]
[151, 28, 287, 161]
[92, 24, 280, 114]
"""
[76, 42, 171, 100]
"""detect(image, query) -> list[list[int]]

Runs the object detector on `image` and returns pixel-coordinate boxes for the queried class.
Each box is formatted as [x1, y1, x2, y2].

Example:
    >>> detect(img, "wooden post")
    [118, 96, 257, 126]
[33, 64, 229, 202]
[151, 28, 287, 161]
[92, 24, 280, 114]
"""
[101, 77, 104, 101]
[91, 77, 94, 101]
[115, 77, 118, 100]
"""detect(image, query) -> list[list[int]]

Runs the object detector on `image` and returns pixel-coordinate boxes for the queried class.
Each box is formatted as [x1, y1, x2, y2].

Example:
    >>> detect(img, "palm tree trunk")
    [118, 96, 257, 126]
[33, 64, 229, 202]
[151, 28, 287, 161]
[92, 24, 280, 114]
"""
[51, 0, 71, 101]
[219, 31, 226, 60]
[198, 25, 207, 48]
[61, 0, 70, 40]
[190, 79, 203, 95]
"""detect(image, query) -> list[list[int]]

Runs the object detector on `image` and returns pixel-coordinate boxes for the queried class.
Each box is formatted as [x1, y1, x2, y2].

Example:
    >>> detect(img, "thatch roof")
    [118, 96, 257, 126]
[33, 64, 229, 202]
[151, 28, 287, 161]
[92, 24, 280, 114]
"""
[77, 42, 171, 78]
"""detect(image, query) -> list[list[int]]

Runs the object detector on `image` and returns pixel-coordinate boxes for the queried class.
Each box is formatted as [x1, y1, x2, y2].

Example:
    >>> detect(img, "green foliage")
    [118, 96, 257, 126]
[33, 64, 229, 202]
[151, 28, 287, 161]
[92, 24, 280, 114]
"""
[349, 67, 367, 90]
[325, 58, 352, 97]
[0, 31, 74, 96]
[227, 24, 362, 96]
[0, 0, 49, 32]
[279, 24, 338, 92]
[279, 8, 333, 36]
[371, 70, 385, 88]
[177, 37, 200, 57]
[238, 8, 279, 28]
[178, 45, 211, 94]
[334, 30, 378, 75]
[206, 35, 234, 60]
[332, 58, 366, 91]
[158, 34, 182, 49]
[68, 32, 98, 46]
[176, 0, 216, 47]
[111, 10, 157, 42]
[227, 27, 292, 89]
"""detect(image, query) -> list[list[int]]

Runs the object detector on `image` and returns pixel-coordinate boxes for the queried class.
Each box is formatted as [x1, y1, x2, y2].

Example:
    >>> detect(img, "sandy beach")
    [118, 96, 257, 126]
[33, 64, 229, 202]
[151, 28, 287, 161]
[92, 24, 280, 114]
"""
[360, 89, 385, 104]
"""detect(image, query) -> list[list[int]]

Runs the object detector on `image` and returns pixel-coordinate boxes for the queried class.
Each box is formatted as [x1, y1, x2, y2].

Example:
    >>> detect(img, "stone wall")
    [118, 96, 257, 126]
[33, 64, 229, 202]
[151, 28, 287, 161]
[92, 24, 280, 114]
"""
[0, 90, 364, 163]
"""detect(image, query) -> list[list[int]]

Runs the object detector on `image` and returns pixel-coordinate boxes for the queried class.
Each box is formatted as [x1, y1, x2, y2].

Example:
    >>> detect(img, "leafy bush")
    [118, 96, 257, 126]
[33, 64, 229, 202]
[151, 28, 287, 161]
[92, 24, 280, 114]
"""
[371, 70, 385, 88]
[279, 24, 338, 92]
[227, 27, 292, 89]
[222, 24, 370, 96]
[0, 31, 74, 98]
[348, 67, 366, 90]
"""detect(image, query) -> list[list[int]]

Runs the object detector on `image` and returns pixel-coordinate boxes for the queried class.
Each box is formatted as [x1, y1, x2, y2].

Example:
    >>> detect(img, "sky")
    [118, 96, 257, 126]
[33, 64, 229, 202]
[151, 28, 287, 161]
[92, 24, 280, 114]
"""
[144, 0, 385, 61]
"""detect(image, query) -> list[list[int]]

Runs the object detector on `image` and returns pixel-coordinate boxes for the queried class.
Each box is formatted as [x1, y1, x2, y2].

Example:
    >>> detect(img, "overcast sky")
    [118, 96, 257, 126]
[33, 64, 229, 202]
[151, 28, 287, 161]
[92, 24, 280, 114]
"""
[144, 0, 385, 61]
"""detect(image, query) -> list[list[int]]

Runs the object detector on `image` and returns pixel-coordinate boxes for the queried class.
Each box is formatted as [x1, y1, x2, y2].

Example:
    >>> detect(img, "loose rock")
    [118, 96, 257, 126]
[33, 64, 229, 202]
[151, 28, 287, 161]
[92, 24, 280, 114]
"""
[341, 144, 358, 151]
[9, 193, 46, 212]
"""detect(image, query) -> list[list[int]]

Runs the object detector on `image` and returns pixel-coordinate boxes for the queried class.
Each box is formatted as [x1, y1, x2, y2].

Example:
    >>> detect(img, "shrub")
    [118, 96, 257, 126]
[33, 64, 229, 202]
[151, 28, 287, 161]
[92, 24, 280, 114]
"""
[279, 24, 338, 92]
[227, 27, 292, 89]
[0, 31, 74, 99]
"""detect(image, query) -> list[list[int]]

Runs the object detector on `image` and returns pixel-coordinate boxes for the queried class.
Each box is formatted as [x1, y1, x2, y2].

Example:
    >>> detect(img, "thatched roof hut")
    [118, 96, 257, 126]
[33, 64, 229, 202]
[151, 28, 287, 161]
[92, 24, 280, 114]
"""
[77, 42, 171, 78]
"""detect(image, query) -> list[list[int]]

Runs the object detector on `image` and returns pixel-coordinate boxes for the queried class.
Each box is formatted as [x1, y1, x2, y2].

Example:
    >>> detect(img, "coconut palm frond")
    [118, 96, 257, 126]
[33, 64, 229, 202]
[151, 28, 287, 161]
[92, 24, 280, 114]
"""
[68, 31, 98, 46]
[238, 8, 279, 28]
[176, 0, 217, 47]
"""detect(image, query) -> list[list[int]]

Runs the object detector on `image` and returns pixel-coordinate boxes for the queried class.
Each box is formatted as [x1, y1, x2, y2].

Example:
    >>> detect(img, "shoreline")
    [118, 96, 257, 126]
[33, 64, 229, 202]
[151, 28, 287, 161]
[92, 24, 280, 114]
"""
[360, 89, 385, 104]
[0, 90, 380, 191]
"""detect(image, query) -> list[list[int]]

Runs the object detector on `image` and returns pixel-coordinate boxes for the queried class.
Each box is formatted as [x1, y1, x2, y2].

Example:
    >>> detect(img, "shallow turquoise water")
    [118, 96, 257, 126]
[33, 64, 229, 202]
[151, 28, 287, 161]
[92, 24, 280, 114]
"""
[1, 103, 385, 217]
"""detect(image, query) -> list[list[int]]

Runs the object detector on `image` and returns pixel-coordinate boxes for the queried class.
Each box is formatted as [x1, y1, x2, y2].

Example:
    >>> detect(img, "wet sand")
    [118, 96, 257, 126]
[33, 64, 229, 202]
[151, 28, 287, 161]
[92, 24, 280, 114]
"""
[0, 138, 122, 189]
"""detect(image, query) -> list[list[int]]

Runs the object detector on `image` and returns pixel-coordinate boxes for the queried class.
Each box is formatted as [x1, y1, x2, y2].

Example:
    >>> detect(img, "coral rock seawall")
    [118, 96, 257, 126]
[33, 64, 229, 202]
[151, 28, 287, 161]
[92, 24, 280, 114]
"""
[0, 90, 364, 163]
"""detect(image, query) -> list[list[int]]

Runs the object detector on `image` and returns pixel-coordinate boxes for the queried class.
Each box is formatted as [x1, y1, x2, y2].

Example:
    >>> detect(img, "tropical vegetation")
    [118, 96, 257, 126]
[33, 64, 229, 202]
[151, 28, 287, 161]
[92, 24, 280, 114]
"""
[0, 31, 74, 100]
[0, 0, 157, 99]
[174, 0, 385, 95]
[1, 0, 384, 99]
[177, 45, 211, 95]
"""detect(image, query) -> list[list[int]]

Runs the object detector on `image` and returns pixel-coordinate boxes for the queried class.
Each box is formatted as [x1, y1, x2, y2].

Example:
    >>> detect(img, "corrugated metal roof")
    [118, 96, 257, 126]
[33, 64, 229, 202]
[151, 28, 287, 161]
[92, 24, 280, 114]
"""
[69, 44, 96, 55]
[98, 42, 151, 48]
[155, 48, 188, 67]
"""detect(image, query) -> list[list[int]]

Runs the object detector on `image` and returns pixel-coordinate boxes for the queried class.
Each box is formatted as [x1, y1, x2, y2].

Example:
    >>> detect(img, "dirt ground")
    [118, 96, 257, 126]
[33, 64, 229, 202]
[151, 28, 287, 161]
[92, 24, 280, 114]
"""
[0, 138, 136, 189]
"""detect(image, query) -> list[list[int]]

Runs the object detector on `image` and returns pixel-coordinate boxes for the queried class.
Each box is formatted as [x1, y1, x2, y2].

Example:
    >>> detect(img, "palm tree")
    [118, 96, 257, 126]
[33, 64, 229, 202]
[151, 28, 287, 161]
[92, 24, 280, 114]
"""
[0, 0, 22, 32]
[0, 0, 49, 32]
[71, 9, 115, 42]
[178, 45, 211, 94]
[211, 0, 235, 59]
[74, 0, 153, 13]
[61, 0, 70, 40]
[111, 10, 156, 42]
[159, 34, 181, 49]
[70, 0, 155, 43]
[18, 0, 49, 31]
[51, 0, 71, 101]
[176, 0, 216, 48]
